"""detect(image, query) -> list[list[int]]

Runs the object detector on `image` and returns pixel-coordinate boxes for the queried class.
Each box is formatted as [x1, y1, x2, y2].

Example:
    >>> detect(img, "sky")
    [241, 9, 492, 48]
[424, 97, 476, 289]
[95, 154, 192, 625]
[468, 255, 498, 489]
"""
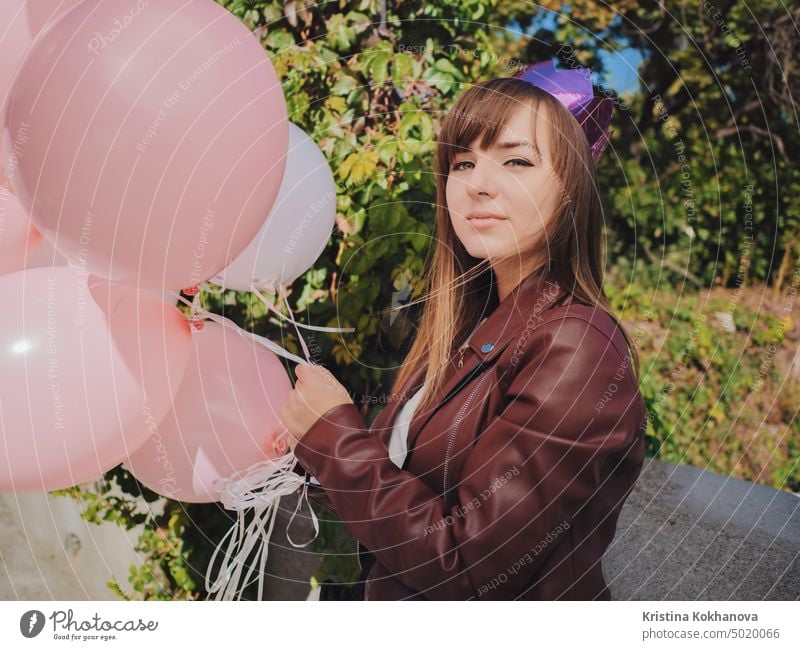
[507, 9, 645, 96]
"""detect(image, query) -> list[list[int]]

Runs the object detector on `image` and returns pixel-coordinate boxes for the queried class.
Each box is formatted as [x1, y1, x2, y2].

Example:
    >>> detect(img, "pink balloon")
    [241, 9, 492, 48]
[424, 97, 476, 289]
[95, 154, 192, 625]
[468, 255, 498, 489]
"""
[0, 1, 85, 173]
[0, 186, 43, 276]
[124, 321, 291, 503]
[213, 123, 337, 291]
[4, 0, 288, 292]
[0, 267, 192, 491]
[21, 225, 72, 270]
[25, 0, 88, 31]
[1, 167, 12, 191]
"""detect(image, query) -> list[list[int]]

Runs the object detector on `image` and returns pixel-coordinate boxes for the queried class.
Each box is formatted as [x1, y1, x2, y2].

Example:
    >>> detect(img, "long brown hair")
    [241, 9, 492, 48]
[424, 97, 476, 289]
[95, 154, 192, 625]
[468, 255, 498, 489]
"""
[388, 76, 640, 415]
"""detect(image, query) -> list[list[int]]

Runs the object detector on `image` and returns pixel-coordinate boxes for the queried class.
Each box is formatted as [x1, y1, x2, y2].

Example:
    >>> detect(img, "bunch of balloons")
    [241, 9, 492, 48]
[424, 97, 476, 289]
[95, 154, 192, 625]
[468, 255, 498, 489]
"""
[0, 0, 337, 502]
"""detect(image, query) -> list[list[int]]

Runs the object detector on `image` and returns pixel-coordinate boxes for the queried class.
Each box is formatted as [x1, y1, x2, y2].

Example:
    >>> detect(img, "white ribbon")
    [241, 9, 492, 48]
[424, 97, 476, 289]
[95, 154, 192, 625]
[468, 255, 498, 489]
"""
[162, 283, 342, 600]
[205, 453, 319, 601]
[252, 285, 355, 334]
[202, 278, 355, 335]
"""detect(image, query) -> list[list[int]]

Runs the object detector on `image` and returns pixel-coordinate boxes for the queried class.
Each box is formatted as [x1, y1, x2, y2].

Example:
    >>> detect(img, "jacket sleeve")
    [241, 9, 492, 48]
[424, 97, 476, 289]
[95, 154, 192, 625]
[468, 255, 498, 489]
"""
[293, 317, 646, 599]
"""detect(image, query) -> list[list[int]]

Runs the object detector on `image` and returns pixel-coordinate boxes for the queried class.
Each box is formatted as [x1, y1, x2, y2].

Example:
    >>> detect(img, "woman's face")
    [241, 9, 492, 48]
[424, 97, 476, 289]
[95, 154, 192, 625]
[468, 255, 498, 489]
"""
[445, 102, 563, 262]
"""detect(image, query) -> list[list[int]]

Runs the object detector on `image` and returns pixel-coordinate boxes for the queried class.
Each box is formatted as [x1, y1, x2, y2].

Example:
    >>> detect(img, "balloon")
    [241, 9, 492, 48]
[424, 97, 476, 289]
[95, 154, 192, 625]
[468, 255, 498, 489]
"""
[0, 190, 73, 276]
[0, 187, 72, 277]
[1, 167, 12, 192]
[21, 226, 71, 270]
[124, 321, 291, 503]
[0, 186, 42, 276]
[0, 267, 192, 491]
[213, 123, 336, 292]
[3, 0, 288, 292]
[24, 0, 88, 31]
[0, 0, 85, 180]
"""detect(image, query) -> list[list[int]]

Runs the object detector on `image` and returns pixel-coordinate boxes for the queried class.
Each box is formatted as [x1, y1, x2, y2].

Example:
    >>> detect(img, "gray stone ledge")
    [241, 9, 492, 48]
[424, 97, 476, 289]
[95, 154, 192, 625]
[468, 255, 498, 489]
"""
[605, 458, 800, 600]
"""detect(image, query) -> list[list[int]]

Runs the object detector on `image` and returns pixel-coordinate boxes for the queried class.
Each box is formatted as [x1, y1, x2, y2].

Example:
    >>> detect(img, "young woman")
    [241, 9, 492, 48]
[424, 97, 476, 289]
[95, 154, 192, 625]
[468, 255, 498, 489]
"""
[281, 67, 647, 600]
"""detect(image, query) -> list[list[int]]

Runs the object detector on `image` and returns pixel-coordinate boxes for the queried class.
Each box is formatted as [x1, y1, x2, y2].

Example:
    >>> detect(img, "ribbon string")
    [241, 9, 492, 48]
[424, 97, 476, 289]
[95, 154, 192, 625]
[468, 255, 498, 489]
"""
[165, 290, 309, 365]
[163, 285, 338, 600]
[252, 285, 355, 334]
[205, 454, 319, 601]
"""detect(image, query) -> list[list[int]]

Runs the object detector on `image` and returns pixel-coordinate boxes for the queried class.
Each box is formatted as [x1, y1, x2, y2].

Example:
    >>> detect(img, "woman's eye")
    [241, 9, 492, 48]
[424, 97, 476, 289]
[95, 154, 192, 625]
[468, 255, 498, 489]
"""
[451, 159, 532, 171]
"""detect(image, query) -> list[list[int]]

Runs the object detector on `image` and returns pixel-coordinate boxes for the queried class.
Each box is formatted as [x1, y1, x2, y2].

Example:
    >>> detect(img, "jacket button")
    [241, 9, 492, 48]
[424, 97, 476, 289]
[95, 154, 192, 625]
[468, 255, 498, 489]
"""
[481, 341, 494, 353]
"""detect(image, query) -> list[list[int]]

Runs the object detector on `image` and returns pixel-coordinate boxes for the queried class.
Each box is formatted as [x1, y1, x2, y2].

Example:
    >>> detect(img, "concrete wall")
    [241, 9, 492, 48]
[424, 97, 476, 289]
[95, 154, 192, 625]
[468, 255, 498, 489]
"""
[606, 458, 800, 599]
[0, 486, 321, 601]
[0, 488, 147, 600]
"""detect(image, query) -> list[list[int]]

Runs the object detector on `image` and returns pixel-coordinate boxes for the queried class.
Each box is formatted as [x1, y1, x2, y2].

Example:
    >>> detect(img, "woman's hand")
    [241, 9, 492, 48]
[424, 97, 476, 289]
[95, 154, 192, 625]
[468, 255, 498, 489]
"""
[280, 362, 354, 453]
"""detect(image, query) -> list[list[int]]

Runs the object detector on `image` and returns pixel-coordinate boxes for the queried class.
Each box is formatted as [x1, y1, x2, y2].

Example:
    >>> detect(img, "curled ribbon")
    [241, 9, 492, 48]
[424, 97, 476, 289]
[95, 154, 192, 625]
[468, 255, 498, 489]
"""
[164, 282, 346, 600]
[205, 454, 319, 601]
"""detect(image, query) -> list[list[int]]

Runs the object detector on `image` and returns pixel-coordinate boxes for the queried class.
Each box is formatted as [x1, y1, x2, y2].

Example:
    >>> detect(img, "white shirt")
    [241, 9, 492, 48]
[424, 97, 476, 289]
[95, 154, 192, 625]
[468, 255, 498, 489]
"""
[387, 317, 488, 469]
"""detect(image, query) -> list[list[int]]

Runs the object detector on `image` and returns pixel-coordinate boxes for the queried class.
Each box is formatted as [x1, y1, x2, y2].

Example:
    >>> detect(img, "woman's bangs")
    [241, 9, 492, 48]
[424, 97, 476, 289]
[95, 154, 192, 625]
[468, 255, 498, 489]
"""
[442, 89, 541, 168]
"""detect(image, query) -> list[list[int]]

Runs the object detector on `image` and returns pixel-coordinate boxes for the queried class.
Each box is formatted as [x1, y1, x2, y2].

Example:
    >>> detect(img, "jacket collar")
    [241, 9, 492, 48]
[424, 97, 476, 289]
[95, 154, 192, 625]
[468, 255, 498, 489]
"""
[463, 265, 568, 364]
[372, 265, 569, 449]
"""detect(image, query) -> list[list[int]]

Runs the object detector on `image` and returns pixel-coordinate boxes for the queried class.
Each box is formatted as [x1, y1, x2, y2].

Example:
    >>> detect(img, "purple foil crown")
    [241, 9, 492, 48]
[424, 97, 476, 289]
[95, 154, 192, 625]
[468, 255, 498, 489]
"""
[512, 60, 614, 162]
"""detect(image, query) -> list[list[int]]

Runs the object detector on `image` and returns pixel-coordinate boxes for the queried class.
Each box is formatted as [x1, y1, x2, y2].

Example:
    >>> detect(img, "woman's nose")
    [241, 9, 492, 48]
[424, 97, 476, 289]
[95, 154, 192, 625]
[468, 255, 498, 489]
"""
[466, 158, 498, 199]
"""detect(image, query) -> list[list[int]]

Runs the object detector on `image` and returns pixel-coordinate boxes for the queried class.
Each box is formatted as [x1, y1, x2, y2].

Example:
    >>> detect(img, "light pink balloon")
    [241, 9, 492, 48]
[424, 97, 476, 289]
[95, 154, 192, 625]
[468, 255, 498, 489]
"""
[22, 225, 72, 270]
[0, 184, 70, 272]
[213, 123, 337, 291]
[4, 0, 288, 292]
[0, 267, 193, 491]
[1, 167, 12, 191]
[0, 186, 43, 276]
[25, 0, 88, 31]
[0, 0, 85, 173]
[124, 321, 291, 503]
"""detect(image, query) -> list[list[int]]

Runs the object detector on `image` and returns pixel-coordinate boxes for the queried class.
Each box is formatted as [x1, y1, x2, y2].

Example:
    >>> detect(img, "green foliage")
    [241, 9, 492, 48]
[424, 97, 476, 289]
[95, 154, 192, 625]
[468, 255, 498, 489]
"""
[545, 1, 800, 289]
[307, 506, 363, 587]
[606, 260, 800, 494]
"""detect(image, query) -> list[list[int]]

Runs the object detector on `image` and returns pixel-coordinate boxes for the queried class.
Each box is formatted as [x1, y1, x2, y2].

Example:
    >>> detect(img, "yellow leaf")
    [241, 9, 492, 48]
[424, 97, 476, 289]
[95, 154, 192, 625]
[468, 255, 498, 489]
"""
[347, 151, 379, 185]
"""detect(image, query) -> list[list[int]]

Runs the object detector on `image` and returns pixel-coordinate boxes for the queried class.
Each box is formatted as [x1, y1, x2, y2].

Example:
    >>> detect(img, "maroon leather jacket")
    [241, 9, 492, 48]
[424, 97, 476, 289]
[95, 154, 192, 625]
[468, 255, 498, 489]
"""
[294, 268, 647, 600]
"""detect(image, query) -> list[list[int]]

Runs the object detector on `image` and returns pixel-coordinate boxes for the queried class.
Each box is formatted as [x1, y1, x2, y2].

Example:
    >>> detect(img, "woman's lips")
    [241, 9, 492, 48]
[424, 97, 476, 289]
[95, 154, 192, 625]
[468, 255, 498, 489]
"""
[467, 215, 506, 228]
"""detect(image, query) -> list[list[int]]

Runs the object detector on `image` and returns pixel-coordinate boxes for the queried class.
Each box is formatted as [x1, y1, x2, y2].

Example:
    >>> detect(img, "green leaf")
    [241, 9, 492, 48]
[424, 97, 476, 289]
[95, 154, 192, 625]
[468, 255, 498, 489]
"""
[434, 58, 463, 80]
[423, 66, 455, 93]
[345, 11, 371, 34]
[370, 51, 392, 84]
[392, 52, 416, 86]
[331, 74, 358, 96]
[325, 96, 347, 113]
[324, 14, 355, 50]
[339, 151, 379, 186]
[265, 29, 295, 52]
[370, 202, 407, 232]
[377, 140, 398, 166]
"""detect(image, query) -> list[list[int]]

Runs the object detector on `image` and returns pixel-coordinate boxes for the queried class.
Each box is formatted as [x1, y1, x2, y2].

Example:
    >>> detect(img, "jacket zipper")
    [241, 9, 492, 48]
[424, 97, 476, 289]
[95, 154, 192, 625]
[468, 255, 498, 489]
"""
[404, 341, 509, 504]
[441, 370, 494, 509]
[357, 339, 504, 580]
